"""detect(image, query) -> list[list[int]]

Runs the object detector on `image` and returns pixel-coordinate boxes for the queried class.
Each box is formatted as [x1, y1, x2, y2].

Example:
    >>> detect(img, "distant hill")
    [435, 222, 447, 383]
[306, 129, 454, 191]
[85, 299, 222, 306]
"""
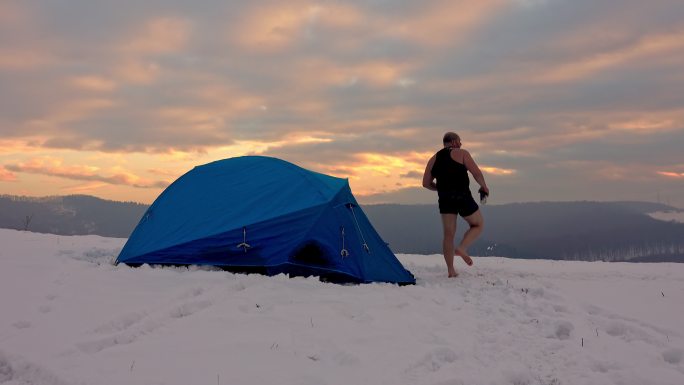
[363, 201, 684, 262]
[0, 195, 147, 238]
[1, 194, 682, 262]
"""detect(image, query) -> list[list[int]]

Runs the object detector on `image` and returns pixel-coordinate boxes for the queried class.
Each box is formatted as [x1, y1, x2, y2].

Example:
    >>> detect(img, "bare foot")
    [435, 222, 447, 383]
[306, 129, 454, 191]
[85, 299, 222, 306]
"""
[448, 271, 459, 278]
[455, 247, 473, 266]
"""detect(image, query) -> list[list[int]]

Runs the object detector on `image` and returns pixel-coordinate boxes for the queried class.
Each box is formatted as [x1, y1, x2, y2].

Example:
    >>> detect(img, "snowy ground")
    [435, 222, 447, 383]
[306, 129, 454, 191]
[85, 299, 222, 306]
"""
[1, 229, 683, 385]
[649, 211, 684, 223]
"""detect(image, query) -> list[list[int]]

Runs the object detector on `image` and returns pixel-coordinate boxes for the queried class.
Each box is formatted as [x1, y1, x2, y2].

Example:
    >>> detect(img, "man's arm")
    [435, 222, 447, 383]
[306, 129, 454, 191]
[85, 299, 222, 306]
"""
[422, 155, 437, 191]
[463, 151, 489, 194]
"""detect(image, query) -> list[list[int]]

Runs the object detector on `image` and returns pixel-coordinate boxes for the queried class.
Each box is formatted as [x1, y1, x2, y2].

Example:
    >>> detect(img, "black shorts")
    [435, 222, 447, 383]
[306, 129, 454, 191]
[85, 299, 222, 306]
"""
[438, 190, 479, 217]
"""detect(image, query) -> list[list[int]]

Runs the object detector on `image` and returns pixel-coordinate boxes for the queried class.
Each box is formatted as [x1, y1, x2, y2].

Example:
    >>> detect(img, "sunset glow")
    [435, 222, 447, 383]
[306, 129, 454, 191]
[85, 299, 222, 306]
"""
[1, 0, 683, 207]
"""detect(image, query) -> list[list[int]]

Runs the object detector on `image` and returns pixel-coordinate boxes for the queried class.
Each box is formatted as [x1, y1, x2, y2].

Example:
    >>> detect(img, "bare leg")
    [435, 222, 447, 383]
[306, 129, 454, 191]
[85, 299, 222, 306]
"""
[456, 209, 484, 265]
[440, 213, 458, 277]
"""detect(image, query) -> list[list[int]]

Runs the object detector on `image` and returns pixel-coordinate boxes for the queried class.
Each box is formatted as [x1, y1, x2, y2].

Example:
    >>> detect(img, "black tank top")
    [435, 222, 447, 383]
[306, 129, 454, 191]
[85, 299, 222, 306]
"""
[431, 147, 470, 193]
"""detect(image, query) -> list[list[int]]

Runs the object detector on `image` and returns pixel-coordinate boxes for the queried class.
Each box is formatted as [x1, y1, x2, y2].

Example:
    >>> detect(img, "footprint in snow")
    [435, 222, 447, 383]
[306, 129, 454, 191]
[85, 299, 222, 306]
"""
[590, 360, 622, 373]
[77, 332, 138, 354]
[552, 304, 568, 313]
[78, 300, 211, 354]
[410, 347, 459, 373]
[584, 304, 603, 315]
[662, 348, 683, 365]
[92, 311, 147, 334]
[605, 321, 628, 337]
[601, 320, 662, 345]
[38, 305, 52, 314]
[0, 350, 70, 385]
[169, 300, 213, 318]
[178, 286, 205, 299]
[544, 320, 574, 340]
[12, 321, 31, 329]
[502, 370, 535, 385]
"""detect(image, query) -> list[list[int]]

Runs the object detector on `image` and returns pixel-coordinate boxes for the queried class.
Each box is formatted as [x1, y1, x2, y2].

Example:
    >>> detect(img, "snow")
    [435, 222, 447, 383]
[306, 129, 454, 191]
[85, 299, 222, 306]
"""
[649, 211, 684, 223]
[1, 229, 683, 385]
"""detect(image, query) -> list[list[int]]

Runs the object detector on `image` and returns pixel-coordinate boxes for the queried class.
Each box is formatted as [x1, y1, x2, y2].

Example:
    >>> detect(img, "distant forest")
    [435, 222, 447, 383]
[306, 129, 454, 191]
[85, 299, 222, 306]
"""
[1, 194, 683, 262]
[0, 195, 147, 237]
[363, 201, 684, 262]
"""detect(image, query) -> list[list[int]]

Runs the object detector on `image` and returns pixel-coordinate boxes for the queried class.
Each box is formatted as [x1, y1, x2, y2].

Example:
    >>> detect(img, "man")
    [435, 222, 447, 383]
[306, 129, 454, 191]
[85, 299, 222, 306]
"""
[422, 132, 489, 278]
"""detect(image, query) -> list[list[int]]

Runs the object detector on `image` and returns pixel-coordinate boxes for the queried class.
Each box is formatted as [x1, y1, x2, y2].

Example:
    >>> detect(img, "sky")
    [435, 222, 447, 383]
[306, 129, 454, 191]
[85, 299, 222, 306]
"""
[1, 0, 683, 207]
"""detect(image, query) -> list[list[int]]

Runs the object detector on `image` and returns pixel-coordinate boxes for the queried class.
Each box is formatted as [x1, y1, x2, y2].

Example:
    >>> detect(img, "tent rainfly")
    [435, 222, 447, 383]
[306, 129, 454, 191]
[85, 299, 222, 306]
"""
[116, 156, 416, 285]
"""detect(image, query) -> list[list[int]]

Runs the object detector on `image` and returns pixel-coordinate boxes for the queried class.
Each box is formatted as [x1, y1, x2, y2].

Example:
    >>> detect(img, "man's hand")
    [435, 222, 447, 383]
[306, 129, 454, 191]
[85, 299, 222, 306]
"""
[478, 186, 489, 196]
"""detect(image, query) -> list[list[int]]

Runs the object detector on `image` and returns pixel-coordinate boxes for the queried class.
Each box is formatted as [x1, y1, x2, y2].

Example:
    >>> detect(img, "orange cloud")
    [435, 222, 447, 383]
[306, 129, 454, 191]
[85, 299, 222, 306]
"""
[481, 166, 516, 175]
[316, 151, 431, 195]
[658, 171, 684, 179]
[5, 157, 168, 188]
[0, 1, 27, 24]
[147, 168, 182, 178]
[488, 108, 684, 153]
[0, 167, 17, 181]
[61, 182, 110, 194]
[392, 0, 507, 46]
[0, 3, 57, 71]
[108, 16, 191, 85]
[290, 57, 415, 89]
[608, 119, 678, 133]
[121, 17, 192, 54]
[69, 75, 118, 92]
[230, 2, 366, 53]
[349, 61, 408, 87]
[0, 138, 47, 155]
[0, 50, 55, 71]
[114, 60, 161, 84]
[23, 98, 119, 127]
[231, 4, 308, 52]
[308, 3, 364, 29]
[156, 106, 227, 131]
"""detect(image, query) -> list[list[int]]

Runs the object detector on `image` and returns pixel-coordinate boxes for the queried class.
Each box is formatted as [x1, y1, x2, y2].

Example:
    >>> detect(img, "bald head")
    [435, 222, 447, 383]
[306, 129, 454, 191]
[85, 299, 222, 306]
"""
[443, 132, 460, 146]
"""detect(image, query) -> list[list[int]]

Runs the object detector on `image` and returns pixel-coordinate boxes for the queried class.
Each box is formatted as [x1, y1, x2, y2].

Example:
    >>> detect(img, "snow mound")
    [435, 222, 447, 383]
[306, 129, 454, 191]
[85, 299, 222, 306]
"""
[649, 211, 684, 223]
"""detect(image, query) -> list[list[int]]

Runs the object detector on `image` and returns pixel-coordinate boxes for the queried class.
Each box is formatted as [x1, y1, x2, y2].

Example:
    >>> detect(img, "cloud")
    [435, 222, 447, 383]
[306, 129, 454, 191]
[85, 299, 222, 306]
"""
[112, 60, 161, 84]
[0, 2, 57, 70]
[0, 167, 17, 182]
[5, 157, 169, 188]
[401, 171, 423, 179]
[608, 118, 680, 133]
[228, 3, 306, 52]
[357, 186, 435, 205]
[68, 75, 118, 92]
[535, 30, 684, 84]
[545, 160, 666, 183]
[4, 0, 670, 155]
[0, 50, 56, 71]
[481, 166, 516, 176]
[119, 16, 192, 55]
[658, 171, 684, 179]
[61, 182, 111, 194]
[2, 0, 684, 206]
[389, 0, 508, 47]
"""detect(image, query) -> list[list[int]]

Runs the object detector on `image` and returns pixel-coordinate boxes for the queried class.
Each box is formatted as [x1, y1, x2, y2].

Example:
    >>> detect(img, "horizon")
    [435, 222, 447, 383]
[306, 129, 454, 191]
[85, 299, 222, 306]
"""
[2, 1, 684, 206]
[2, 191, 682, 210]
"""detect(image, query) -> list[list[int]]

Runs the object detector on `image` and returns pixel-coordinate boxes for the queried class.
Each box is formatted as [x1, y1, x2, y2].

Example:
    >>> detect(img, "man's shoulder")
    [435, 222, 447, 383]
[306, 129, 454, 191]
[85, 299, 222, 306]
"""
[449, 148, 469, 156]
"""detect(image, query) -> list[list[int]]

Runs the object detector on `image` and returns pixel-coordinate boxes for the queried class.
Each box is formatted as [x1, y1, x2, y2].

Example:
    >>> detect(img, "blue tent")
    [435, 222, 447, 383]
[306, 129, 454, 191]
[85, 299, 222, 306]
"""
[116, 156, 415, 285]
